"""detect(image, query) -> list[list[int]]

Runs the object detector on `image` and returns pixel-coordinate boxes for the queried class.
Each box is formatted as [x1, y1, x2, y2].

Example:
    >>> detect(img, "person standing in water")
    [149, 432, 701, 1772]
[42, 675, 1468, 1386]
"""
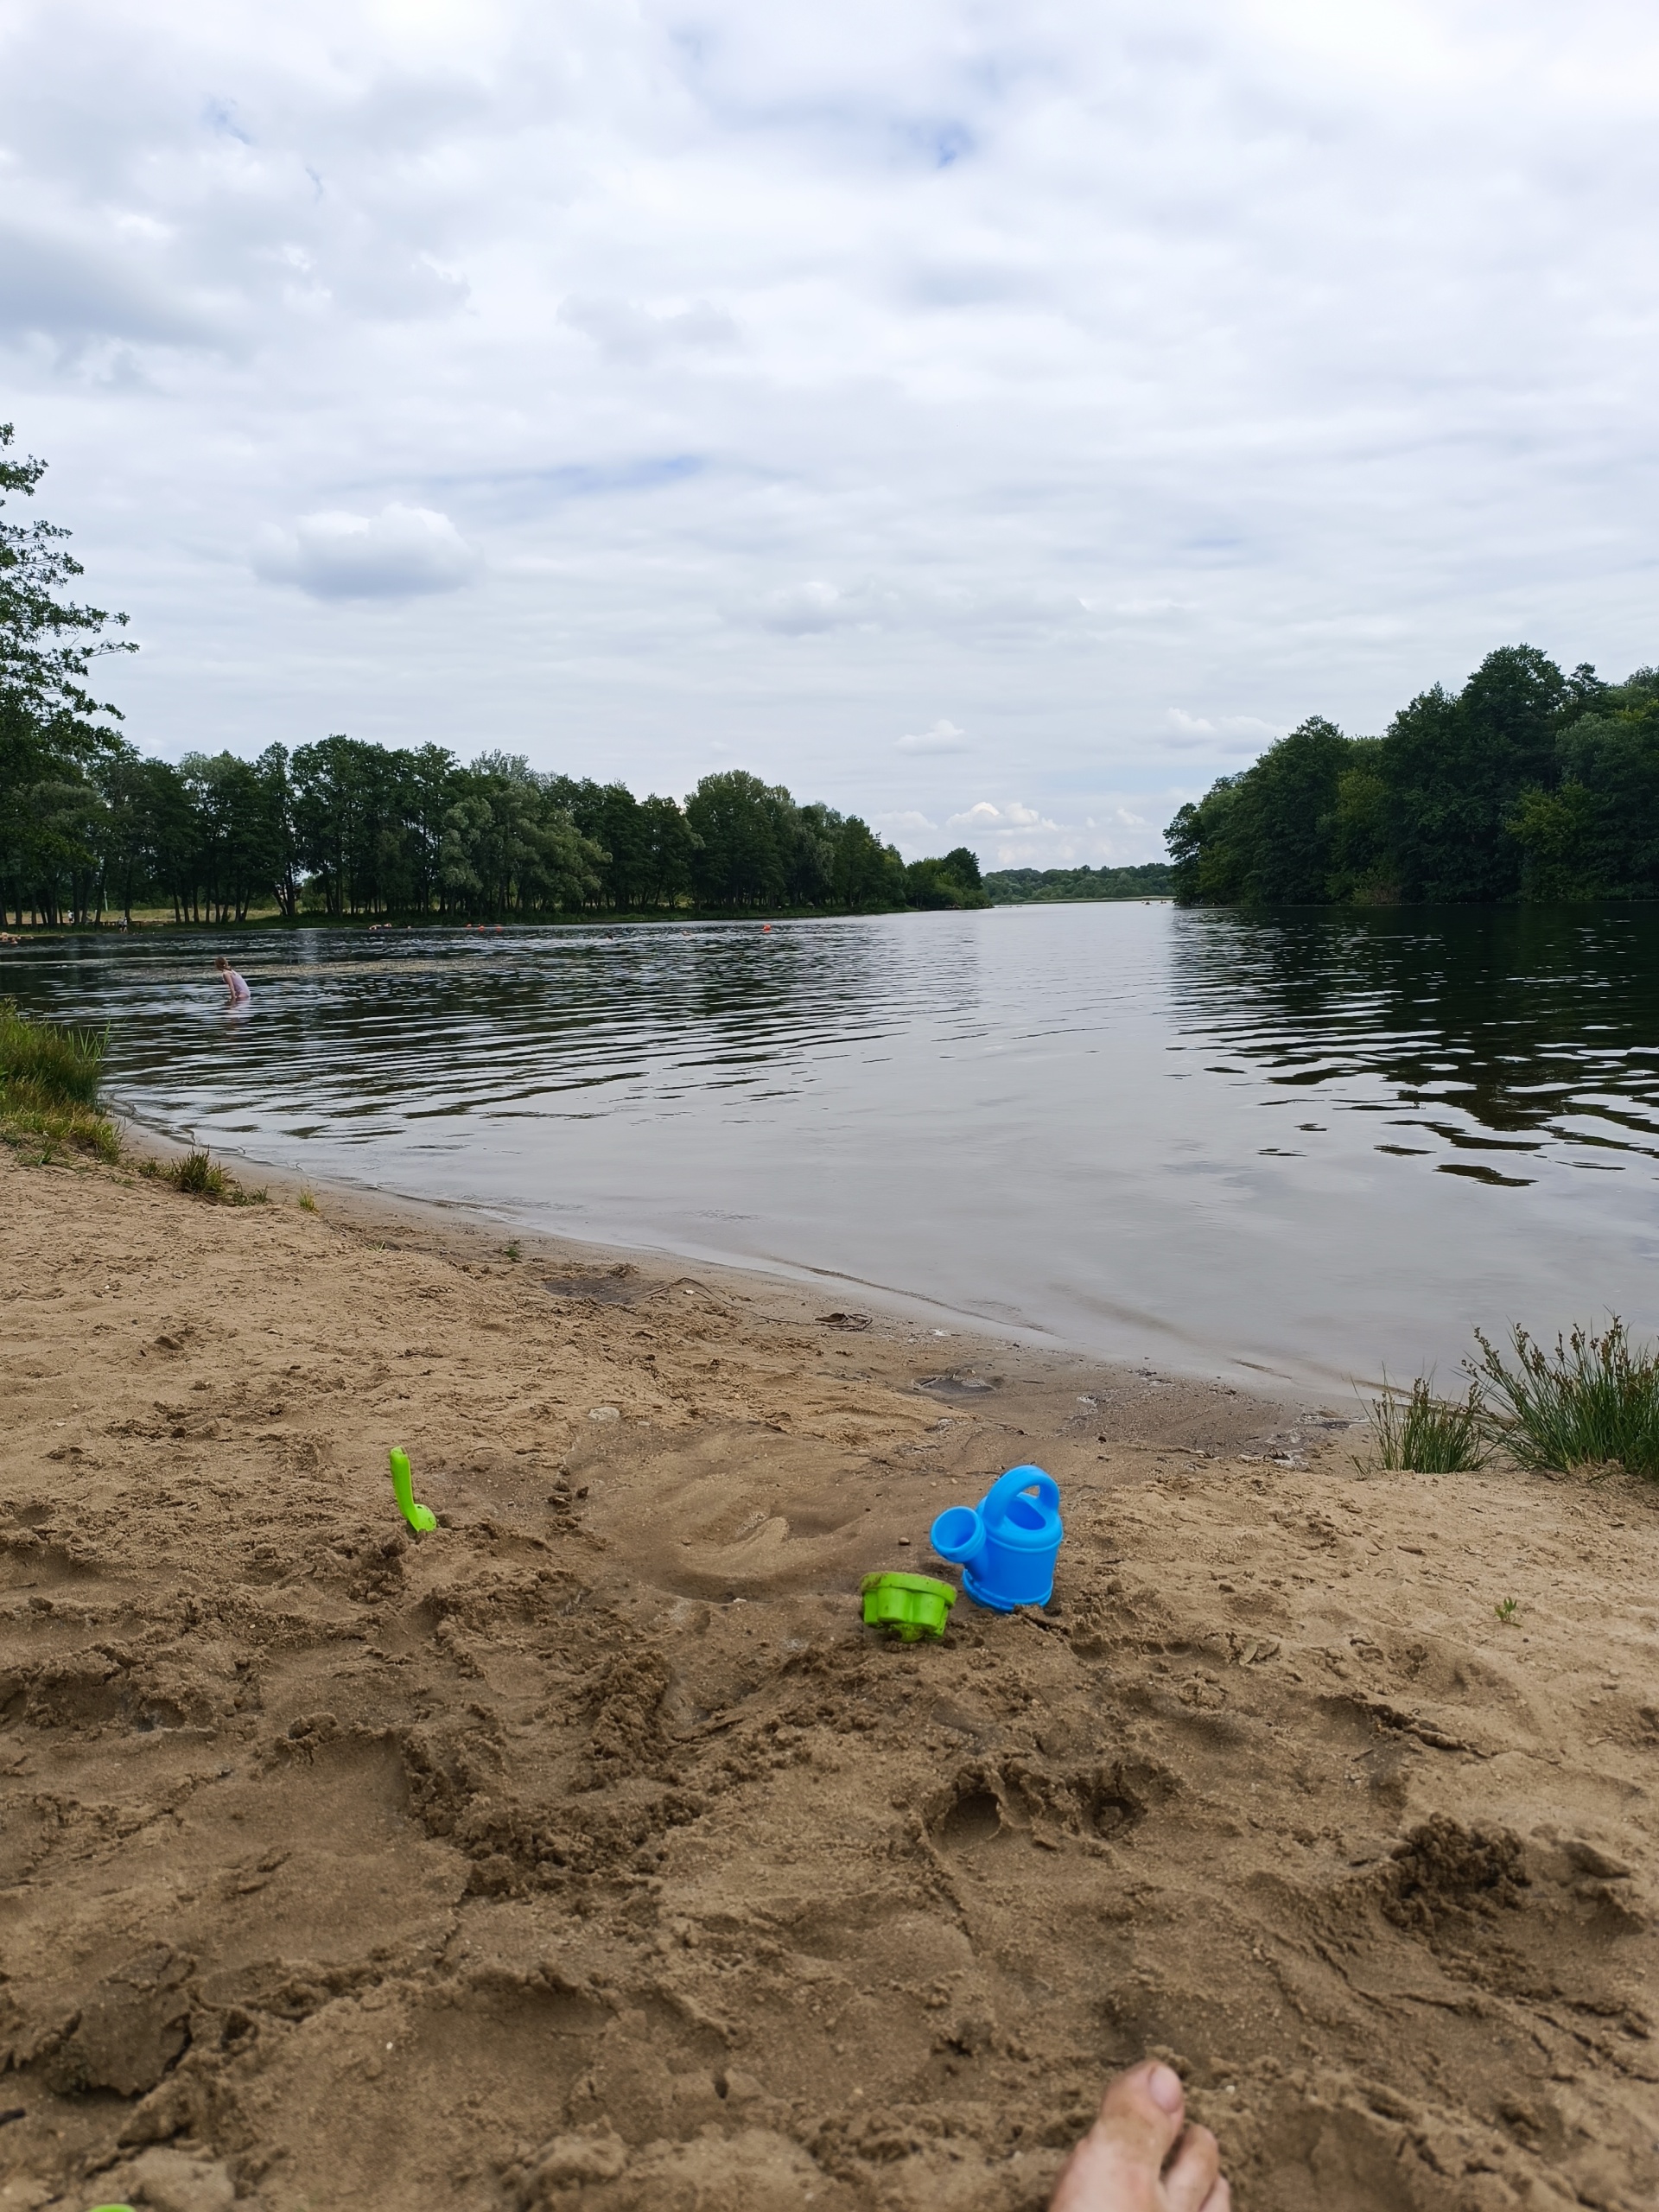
[214, 956, 251, 1006]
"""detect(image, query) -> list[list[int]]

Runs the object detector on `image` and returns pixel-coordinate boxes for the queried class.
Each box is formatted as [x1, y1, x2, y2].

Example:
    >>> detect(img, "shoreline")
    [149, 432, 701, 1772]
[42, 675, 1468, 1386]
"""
[0, 891, 1174, 942]
[116, 1109, 1320, 1429]
[114, 1112, 1345, 1401]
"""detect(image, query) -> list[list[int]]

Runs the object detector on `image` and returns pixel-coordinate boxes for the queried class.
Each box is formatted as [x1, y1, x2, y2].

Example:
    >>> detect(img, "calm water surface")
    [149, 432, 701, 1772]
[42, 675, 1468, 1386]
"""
[9, 904, 1659, 1389]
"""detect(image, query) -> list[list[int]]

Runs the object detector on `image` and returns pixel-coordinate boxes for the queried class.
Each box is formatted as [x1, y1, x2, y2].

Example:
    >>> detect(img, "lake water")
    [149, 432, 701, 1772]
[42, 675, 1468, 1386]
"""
[9, 904, 1659, 1391]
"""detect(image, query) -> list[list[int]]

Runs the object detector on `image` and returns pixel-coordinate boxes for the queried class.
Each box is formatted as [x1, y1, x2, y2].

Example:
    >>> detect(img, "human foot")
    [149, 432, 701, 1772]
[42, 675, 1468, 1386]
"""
[1049, 2060, 1230, 2212]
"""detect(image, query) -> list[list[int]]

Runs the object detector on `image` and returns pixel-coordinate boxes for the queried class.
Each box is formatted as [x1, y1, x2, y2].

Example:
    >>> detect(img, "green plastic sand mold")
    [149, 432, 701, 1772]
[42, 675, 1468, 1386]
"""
[860, 1571, 957, 1643]
[390, 1446, 437, 1534]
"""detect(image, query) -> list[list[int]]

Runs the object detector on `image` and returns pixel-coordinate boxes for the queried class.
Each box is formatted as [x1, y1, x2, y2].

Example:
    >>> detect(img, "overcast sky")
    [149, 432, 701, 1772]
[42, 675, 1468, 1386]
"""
[4, 1, 1657, 865]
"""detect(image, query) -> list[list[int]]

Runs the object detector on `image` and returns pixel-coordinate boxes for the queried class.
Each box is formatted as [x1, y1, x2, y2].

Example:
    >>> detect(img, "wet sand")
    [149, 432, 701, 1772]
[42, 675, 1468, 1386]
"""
[1, 1141, 1656, 2211]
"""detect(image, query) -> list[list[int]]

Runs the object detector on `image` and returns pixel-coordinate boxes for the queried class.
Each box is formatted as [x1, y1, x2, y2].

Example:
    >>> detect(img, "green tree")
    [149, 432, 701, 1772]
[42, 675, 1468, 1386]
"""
[460, 754, 604, 916]
[1507, 782, 1605, 900]
[830, 817, 893, 908]
[639, 792, 698, 907]
[1166, 645, 1607, 907]
[180, 751, 287, 923]
[1166, 776, 1248, 905]
[1, 425, 135, 924]
[904, 845, 989, 908]
[94, 741, 207, 923]
[291, 735, 407, 916]
[12, 776, 106, 924]
[1236, 717, 1352, 902]
[1, 423, 134, 741]
[783, 802, 840, 906]
[255, 744, 302, 919]
[684, 771, 789, 907]
[393, 743, 460, 917]
[1385, 645, 1567, 901]
[982, 862, 1173, 901]
[1325, 740, 1393, 902]
[1511, 677, 1659, 899]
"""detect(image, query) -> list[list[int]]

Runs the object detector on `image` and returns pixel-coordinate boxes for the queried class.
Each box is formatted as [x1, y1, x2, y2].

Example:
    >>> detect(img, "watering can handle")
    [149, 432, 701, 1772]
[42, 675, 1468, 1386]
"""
[978, 1465, 1059, 1526]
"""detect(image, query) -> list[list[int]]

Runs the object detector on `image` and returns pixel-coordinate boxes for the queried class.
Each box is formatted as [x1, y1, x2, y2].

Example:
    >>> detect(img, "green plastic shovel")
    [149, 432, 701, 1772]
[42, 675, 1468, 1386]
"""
[390, 1446, 436, 1534]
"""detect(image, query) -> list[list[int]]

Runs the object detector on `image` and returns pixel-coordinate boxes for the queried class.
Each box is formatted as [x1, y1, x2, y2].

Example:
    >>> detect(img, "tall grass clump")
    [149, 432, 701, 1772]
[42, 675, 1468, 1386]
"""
[1471, 1319, 1659, 1479]
[1364, 1374, 1488, 1473]
[168, 1148, 227, 1198]
[142, 1147, 264, 1203]
[0, 1000, 118, 1161]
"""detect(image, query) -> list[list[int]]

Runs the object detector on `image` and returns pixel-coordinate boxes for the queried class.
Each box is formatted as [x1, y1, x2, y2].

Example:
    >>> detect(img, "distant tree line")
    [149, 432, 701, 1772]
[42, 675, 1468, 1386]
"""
[0, 426, 989, 928]
[986, 862, 1172, 903]
[1168, 646, 1659, 906]
[8, 738, 990, 928]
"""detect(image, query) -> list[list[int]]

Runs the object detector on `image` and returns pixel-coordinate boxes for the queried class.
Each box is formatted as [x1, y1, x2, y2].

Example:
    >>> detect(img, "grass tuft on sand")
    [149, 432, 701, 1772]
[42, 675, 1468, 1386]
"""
[0, 1000, 118, 1161]
[170, 1147, 226, 1198]
[137, 1147, 267, 1204]
[1471, 1318, 1659, 1479]
[1365, 1373, 1487, 1473]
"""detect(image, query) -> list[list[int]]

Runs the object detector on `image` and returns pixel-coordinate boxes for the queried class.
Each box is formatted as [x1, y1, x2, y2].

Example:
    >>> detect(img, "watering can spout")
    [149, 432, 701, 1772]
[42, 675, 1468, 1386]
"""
[929, 1463, 1063, 1612]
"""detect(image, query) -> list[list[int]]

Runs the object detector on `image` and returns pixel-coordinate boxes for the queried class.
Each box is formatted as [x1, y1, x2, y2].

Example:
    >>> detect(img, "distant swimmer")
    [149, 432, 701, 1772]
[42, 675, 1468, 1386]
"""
[214, 955, 251, 1006]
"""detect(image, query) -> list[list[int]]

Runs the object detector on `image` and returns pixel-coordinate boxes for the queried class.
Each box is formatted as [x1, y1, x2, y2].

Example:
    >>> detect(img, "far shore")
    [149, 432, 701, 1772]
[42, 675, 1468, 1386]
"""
[0, 893, 1176, 939]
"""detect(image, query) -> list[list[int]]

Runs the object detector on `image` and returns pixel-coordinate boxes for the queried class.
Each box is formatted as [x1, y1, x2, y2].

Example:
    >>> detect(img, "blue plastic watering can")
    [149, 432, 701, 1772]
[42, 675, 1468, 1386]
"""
[929, 1464, 1064, 1612]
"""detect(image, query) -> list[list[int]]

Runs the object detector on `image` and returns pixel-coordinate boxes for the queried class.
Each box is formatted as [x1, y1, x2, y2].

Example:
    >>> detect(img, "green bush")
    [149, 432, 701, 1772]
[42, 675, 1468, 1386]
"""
[1471, 1319, 1659, 1478]
[1365, 1374, 1488, 1472]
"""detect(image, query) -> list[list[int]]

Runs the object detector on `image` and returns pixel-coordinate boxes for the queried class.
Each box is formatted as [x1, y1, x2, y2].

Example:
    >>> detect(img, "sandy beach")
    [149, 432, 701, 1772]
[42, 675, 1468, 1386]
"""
[2, 1141, 1656, 2212]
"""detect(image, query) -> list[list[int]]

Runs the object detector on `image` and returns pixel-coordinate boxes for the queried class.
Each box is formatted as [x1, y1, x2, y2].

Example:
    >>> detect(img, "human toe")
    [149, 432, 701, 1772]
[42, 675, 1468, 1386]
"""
[1049, 2060, 1186, 2210]
[1161, 2118, 1221, 2212]
[1098, 2059, 1187, 2160]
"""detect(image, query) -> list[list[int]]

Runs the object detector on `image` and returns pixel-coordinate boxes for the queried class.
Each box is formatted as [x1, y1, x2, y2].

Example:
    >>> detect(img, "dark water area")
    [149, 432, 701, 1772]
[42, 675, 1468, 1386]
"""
[7, 903, 1659, 1389]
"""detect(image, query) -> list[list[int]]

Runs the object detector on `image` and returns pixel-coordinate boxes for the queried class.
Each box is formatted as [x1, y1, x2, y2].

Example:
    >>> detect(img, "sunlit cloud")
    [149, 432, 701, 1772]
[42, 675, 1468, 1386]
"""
[875, 807, 939, 855]
[895, 718, 969, 754]
[559, 296, 740, 364]
[947, 798, 1058, 831]
[1161, 709, 1281, 753]
[254, 505, 480, 600]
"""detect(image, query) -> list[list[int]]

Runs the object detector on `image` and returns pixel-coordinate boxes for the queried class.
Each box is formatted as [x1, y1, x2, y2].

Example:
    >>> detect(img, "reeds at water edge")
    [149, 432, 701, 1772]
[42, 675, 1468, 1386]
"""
[1471, 1319, 1659, 1480]
[1361, 1316, 1659, 1482]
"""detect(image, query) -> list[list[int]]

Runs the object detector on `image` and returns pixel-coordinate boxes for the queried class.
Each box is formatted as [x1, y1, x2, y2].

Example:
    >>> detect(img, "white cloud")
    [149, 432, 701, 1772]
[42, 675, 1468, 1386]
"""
[1166, 709, 1217, 741]
[895, 718, 969, 754]
[559, 296, 739, 364]
[1161, 709, 1281, 754]
[752, 581, 874, 635]
[947, 798, 1057, 831]
[874, 808, 939, 853]
[254, 505, 480, 601]
[743, 580, 1091, 642]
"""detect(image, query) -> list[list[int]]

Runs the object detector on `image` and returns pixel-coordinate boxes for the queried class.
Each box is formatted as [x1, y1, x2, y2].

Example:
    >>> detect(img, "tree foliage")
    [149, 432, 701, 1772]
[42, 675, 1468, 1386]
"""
[2, 718, 996, 928]
[1166, 648, 1659, 906]
[1, 424, 136, 922]
[984, 861, 1173, 902]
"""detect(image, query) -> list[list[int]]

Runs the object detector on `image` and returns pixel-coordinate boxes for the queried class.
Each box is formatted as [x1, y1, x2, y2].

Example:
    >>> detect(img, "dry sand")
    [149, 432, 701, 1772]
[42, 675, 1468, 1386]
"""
[1, 1141, 1656, 2212]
